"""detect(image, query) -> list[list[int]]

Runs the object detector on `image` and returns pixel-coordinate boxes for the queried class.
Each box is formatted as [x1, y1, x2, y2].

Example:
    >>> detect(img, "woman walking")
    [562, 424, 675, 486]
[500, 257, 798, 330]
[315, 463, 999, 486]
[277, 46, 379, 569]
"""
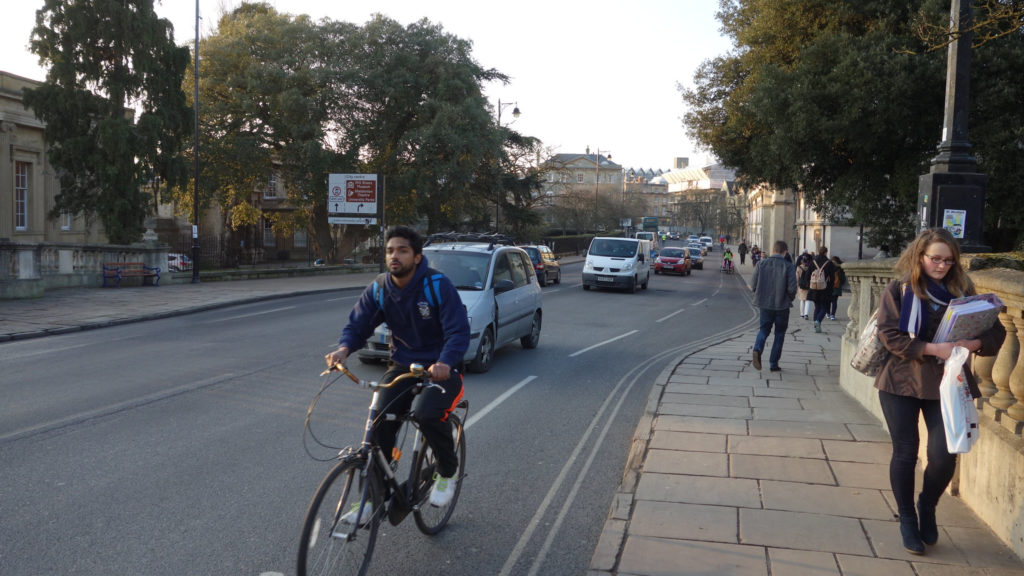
[795, 253, 812, 319]
[828, 256, 846, 320]
[807, 246, 835, 332]
[874, 228, 1005, 555]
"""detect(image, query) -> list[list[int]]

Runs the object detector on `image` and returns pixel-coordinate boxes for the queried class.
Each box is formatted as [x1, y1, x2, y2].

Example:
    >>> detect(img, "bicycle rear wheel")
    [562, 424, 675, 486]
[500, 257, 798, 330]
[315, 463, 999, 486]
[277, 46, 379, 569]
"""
[413, 413, 466, 535]
[297, 457, 382, 576]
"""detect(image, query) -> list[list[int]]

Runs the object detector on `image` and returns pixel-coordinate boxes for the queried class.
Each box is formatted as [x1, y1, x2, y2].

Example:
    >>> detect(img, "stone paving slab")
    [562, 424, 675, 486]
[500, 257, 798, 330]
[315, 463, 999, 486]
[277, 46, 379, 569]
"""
[662, 392, 751, 407]
[658, 403, 752, 419]
[821, 440, 891, 464]
[829, 461, 890, 490]
[667, 383, 753, 397]
[747, 420, 854, 440]
[760, 480, 892, 519]
[656, 414, 749, 436]
[648, 430, 726, 453]
[862, 519, 970, 564]
[635, 472, 762, 509]
[739, 509, 872, 555]
[835, 554, 916, 576]
[730, 454, 836, 484]
[617, 536, 769, 576]
[644, 449, 728, 477]
[768, 548, 841, 576]
[727, 435, 825, 458]
[629, 500, 738, 543]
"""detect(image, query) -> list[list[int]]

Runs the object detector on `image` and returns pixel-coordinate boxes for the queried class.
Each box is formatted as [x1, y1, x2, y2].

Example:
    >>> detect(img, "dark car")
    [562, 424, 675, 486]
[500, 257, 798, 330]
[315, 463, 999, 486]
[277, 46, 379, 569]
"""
[519, 245, 561, 287]
[654, 247, 692, 276]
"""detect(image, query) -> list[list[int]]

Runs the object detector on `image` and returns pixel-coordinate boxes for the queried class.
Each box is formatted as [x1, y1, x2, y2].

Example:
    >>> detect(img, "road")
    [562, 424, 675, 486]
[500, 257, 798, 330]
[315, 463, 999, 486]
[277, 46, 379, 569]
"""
[0, 251, 757, 576]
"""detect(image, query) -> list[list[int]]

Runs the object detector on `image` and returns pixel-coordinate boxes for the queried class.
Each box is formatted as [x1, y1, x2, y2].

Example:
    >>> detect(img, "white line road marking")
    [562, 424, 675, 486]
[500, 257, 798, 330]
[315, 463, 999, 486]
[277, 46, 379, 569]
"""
[656, 308, 686, 323]
[464, 376, 536, 430]
[568, 330, 639, 357]
[201, 306, 295, 323]
[325, 295, 358, 302]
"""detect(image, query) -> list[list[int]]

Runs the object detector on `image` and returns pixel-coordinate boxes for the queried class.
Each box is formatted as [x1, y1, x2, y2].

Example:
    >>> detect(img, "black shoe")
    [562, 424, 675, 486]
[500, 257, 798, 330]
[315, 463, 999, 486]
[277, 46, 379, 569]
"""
[900, 516, 925, 555]
[918, 498, 938, 545]
[752, 350, 762, 370]
[770, 366, 781, 372]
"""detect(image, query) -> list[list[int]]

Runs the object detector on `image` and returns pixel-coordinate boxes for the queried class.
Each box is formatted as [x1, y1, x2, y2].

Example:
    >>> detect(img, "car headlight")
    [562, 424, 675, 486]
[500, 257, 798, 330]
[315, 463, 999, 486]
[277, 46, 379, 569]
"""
[655, 257, 663, 264]
[622, 261, 635, 271]
[584, 261, 594, 271]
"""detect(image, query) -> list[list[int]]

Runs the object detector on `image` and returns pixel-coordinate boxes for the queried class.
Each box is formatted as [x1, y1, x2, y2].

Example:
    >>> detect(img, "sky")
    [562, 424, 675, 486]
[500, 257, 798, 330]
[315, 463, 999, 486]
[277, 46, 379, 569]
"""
[2, 0, 734, 171]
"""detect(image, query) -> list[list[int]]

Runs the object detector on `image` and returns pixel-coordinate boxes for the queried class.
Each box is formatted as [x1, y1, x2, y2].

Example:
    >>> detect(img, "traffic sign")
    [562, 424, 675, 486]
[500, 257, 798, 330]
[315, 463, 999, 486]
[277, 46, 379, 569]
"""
[327, 174, 377, 215]
[328, 216, 377, 225]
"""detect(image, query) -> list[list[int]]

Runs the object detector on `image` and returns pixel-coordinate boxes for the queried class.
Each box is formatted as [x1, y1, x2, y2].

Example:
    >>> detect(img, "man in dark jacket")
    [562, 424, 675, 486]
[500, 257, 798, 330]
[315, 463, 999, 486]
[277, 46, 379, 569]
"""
[738, 240, 748, 265]
[326, 225, 470, 513]
[750, 240, 797, 372]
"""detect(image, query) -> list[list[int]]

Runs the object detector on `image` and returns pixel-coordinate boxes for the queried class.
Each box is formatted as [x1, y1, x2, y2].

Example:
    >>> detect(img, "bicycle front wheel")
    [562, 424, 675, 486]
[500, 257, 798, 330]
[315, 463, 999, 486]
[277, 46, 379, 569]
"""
[297, 457, 382, 576]
[413, 413, 466, 535]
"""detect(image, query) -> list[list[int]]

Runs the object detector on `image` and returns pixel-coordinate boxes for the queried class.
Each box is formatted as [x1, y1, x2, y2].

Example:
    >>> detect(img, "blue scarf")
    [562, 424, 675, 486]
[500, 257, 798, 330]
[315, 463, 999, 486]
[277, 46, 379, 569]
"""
[899, 279, 954, 337]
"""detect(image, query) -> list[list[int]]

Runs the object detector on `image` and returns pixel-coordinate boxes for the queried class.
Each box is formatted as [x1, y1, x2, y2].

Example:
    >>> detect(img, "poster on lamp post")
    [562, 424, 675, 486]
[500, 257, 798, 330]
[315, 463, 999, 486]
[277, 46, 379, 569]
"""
[327, 173, 378, 224]
[943, 209, 966, 239]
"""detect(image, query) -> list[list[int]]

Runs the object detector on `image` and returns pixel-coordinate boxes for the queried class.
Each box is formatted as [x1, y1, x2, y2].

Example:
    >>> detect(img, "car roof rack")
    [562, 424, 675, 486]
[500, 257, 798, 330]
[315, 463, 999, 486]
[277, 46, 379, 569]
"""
[424, 232, 517, 251]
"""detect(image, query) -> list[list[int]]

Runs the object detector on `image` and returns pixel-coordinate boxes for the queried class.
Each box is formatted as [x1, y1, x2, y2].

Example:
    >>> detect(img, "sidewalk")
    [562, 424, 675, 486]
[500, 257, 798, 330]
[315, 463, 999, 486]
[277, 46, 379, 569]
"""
[588, 253, 1024, 576]
[0, 270, 380, 342]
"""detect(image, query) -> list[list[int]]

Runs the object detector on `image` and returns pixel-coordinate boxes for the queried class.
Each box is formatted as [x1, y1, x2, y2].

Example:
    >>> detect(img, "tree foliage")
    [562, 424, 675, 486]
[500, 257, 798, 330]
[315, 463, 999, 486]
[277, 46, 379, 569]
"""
[682, 0, 1024, 251]
[24, 0, 192, 244]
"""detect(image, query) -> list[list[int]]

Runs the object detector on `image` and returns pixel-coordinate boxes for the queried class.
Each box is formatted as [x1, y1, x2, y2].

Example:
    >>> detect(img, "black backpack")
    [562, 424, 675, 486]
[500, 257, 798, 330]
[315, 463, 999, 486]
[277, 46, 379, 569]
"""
[798, 265, 811, 290]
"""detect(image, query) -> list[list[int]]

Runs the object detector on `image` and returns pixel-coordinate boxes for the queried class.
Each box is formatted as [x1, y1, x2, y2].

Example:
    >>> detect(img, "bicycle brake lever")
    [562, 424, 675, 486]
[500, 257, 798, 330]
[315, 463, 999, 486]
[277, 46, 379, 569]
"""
[424, 382, 446, 394]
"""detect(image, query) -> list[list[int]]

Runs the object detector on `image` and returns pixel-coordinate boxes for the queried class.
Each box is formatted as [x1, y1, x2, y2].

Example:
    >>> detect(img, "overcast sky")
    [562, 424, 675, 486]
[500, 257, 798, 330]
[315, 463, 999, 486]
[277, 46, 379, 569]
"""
[3, 0, 734, 170]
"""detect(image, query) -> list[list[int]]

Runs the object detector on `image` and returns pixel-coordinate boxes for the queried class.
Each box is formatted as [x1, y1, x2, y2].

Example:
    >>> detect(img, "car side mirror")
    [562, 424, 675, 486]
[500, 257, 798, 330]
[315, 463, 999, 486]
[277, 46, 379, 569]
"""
[494, 279, 515, 294]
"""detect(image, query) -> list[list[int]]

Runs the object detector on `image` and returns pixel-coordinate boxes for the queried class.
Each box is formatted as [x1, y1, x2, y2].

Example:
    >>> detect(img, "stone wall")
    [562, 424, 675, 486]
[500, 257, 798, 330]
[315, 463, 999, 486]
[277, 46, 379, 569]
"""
[841, 259, 1024, 559]
[1, 241, 167, 298]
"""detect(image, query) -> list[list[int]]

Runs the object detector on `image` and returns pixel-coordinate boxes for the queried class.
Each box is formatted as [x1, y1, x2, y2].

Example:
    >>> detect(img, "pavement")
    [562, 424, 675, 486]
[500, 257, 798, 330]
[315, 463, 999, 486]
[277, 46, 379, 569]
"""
[3, 254, 1023, 575]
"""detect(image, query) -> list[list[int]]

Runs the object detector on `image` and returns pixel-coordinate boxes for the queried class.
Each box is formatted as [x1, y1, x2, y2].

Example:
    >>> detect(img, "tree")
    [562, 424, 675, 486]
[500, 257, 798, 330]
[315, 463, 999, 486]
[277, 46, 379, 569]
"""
[24, 0, 192, 244]
[682, 0, 1024, 251]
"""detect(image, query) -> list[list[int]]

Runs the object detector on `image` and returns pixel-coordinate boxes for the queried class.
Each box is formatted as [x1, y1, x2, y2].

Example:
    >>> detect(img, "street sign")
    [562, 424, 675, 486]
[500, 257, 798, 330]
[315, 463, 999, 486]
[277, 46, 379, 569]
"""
[328, 216, 377, 225]
[327, 174, 378, 215]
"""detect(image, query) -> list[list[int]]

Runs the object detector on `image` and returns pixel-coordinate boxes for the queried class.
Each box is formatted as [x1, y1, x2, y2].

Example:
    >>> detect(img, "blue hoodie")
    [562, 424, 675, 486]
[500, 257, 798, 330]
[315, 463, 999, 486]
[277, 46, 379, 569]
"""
[339, 256, 470, 368]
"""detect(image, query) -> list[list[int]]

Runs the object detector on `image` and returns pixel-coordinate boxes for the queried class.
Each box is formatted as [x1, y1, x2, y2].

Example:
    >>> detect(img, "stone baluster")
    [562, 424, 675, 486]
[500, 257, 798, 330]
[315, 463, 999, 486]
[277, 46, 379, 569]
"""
[989, 310, 1019, 412]
[845, 275, 863, 341]
[1005, 312, 1024, 422]
[974, 352, 998, 399]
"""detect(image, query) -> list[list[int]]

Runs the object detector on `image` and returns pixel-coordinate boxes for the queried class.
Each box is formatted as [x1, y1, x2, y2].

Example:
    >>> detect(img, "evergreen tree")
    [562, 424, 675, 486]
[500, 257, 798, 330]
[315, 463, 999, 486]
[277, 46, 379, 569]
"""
[24, 0, 191, 244]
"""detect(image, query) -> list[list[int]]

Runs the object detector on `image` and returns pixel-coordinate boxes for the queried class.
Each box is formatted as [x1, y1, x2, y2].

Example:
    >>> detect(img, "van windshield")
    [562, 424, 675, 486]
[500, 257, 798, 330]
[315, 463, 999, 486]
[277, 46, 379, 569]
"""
[590, 238, 637, 258]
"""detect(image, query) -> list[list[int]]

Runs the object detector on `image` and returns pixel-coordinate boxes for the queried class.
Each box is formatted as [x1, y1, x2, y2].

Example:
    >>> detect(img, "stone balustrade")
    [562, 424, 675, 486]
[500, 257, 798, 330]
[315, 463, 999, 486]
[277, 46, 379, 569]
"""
[840, 258, 1024, 559]
[0, 240, 167, 298]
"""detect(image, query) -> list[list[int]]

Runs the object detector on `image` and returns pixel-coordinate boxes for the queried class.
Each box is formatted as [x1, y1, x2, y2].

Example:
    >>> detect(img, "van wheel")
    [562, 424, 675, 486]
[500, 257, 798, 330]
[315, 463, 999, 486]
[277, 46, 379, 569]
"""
[641, 276, 649, 289]
[520, 312, 541, 349]
[468, 327, 495, 373]
[628, 277, 637, 293]
[583, 284, 591, 291]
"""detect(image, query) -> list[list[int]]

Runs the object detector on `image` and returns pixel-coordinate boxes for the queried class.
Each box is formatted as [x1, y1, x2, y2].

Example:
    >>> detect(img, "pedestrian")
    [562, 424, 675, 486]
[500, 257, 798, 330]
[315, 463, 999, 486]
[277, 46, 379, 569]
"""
[750, 245, 761, 266]
[874, 228, 1004, 555]
[795, 253, 812, 319]
[804, 246, 836, 332]
[325, 225, 470, 520]
[828, 256, 846, 320]
[738, 240, 748, 265]
[749, 240, 797, 372]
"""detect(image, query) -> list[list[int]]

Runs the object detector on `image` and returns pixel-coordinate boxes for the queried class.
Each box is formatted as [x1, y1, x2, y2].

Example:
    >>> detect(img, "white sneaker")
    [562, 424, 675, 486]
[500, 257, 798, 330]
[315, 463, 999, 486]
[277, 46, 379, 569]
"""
[340, 502, 373, 526]
[429, 473, 455, 507]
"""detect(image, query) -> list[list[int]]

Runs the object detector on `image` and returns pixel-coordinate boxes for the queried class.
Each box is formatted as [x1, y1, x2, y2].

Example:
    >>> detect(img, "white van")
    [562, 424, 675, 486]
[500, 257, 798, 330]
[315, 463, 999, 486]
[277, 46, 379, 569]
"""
[634, 231, 660, 257]
[582, 236, 651, 293]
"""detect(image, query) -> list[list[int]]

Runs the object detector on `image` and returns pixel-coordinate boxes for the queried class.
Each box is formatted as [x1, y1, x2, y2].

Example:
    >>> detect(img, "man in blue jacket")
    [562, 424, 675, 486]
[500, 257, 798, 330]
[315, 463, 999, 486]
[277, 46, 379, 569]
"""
[750, 240, 797, 372]
[325, 226, 470, 513]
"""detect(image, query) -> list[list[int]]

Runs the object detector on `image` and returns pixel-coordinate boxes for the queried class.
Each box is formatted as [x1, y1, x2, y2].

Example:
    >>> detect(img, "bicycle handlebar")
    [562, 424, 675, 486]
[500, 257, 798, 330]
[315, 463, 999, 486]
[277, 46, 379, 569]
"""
[321, 362, 443, 393]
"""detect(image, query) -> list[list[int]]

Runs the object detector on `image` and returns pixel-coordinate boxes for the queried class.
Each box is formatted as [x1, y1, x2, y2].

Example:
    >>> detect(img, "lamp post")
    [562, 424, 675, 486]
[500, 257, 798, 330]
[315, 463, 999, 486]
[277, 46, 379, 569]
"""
[190, 0, 201, 283]
[917, 0, 988, 252]
[594, 148, 611, 232]
[495, 99, 521, 231]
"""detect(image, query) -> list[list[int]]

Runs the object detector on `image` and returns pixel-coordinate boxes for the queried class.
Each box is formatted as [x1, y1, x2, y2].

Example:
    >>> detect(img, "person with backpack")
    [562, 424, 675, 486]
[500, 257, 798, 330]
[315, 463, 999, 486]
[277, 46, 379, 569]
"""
[795, 253, 813, 319]
[828, 256, 847, 320]
[325, 225, 470, 516]
[804, 246, 836, 332]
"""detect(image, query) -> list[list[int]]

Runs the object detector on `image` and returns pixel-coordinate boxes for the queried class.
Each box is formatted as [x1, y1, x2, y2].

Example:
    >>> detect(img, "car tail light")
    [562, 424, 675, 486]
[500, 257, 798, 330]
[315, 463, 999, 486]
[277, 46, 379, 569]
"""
[535, 263, 543, 271]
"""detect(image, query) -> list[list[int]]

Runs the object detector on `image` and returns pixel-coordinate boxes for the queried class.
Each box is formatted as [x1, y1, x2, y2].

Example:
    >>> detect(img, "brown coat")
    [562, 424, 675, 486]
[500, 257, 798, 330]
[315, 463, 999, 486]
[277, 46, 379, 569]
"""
[874, 280, 1005, 400]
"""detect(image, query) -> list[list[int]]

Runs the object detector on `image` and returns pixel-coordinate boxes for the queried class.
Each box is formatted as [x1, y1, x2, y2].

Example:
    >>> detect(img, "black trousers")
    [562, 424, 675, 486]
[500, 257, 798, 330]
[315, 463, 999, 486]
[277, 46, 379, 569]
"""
[374, 363, 463, 478]
[878, 389, 957, 518]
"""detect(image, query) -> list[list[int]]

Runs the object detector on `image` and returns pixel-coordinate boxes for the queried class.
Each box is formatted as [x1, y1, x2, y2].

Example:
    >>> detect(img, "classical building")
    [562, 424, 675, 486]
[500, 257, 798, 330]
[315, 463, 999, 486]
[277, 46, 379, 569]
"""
[1, 71, 105, 243]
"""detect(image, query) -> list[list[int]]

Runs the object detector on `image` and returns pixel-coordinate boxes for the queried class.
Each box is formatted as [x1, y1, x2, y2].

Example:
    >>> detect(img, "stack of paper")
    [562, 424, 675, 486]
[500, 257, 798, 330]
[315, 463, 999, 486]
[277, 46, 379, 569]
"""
[933, 293, 1004, 343]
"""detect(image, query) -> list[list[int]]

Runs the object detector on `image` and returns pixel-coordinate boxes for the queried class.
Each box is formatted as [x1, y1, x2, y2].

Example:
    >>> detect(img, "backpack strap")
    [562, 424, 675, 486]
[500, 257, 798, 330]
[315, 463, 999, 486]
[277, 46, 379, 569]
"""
[373, 269, 444, 316]
[371, 272, 388, 312]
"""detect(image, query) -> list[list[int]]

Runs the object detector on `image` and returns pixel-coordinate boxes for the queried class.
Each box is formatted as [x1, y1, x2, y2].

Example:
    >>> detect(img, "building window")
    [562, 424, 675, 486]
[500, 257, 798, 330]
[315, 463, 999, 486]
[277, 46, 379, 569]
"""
[15, 161, 29, 230]
[263, 218, 276, 247]
[60, 209, 71, 231]
[294, 227, 307, 248]
[576, 172, 584, 184]
[265, 171, 278, 199]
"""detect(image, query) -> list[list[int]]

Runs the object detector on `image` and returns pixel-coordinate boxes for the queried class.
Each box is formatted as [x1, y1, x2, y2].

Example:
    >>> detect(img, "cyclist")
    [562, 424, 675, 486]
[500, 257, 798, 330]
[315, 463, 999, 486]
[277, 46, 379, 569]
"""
[722, 248, 734, 272]
[325, 225, 470, 519]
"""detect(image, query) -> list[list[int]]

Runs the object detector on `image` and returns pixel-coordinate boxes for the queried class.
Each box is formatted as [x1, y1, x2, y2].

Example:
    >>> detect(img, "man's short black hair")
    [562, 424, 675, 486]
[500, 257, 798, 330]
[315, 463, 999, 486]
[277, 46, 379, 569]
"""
[773, 240, 788, 254]
[385, 225, 424, 255]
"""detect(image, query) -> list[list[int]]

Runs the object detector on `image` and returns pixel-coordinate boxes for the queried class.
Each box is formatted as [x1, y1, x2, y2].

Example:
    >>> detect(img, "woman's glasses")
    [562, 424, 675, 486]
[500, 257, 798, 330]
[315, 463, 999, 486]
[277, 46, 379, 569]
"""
[924, 254, 955, 266]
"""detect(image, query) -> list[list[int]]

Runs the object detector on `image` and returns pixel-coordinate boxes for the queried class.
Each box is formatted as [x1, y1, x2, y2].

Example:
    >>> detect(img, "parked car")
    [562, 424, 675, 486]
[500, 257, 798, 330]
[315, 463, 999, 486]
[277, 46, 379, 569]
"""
[654, 247, 692, 276]
[686, 246, 705, 269]
[359, 234, 542, 373]
[167, 253, 192, 272]
[519, 244, 561, 286]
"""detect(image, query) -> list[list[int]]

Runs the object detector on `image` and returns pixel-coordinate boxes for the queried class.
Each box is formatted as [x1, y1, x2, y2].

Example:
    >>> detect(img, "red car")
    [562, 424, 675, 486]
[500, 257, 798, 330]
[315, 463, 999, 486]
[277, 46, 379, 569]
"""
[654, 247, 692, 276]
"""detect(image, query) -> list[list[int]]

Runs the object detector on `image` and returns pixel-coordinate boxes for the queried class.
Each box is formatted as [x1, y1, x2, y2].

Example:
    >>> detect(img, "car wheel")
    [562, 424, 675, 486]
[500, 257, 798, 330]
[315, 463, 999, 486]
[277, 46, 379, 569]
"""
[654, 268, 660, 275]
[538, 272, 547, 287]
[520, 311, 541, 349]
[583, 284, 591, 291]
[467, 326, 495, 373]
[554, 271, 561, 284]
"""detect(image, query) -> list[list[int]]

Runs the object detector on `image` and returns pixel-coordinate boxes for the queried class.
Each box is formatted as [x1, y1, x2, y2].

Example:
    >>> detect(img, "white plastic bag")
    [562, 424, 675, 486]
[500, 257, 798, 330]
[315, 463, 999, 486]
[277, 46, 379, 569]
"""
[939, 346, 979, 454]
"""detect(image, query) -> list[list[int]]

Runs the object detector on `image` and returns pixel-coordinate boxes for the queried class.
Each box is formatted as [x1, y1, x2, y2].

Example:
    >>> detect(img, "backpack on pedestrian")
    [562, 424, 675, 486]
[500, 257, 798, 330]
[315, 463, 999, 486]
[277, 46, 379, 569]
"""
[809, 260, 827, 291]
[798, 265, 811, 290]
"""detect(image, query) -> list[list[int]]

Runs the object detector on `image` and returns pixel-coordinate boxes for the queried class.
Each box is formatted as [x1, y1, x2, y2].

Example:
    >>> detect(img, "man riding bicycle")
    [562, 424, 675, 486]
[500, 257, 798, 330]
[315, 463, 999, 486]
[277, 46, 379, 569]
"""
[325, 226, 470, 518]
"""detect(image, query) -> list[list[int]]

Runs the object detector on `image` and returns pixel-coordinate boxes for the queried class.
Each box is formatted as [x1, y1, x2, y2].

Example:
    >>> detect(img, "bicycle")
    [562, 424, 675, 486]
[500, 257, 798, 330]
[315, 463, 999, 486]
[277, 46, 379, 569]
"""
[297, 363, 468, 576]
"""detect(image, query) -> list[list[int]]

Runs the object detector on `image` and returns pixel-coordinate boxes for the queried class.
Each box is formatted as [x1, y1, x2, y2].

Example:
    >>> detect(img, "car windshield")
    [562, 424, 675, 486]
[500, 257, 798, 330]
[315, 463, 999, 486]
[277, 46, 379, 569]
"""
[424, 250, 490, 290]
[660, 248, 684, 258]
[589, 238, 637, 258]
